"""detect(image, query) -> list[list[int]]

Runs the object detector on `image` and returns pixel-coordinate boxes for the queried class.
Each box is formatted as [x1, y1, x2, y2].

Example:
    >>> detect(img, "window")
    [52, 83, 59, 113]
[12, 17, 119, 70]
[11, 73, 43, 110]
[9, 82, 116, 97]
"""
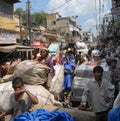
[51, 21, 56, 25]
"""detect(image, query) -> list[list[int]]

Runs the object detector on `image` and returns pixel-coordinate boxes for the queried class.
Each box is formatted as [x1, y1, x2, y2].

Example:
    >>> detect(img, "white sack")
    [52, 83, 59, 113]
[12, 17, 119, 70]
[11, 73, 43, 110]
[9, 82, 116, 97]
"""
[0, 82, 13, 112]
[49, 65, 64, 94]
[26, 85, 62, 106]
[75, 63, 111, 80]
[0, 82, 61, 112]
[13, 60, 50, 85]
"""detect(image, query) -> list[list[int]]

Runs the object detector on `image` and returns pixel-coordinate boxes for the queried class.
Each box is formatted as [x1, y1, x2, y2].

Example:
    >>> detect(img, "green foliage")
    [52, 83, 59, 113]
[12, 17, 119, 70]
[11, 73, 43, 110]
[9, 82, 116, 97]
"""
[14, 8, 47, 27]
[32, 11, 47, 27]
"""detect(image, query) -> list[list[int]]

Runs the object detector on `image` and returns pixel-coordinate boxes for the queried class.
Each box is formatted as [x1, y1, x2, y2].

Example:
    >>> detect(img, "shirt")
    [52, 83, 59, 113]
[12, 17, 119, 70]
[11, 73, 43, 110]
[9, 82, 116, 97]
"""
[38, 56, 55, 77]
[10, 92, 32, 117]
[81, 79, 115, 113]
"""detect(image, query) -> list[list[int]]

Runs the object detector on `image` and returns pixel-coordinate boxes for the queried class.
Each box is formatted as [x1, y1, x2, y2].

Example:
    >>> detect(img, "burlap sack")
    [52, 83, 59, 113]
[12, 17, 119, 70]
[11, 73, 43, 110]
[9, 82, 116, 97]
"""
[60, 108, 96, 121]
[2, 74, 13, 82]
[30, 104, 58, 112]
[13, 60, 50, 85]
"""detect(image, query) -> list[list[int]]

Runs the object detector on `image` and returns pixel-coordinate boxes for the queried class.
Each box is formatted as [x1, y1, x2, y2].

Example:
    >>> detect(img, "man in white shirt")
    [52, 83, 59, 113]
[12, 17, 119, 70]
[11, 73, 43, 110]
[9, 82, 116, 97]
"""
[78, 66, 115, 121]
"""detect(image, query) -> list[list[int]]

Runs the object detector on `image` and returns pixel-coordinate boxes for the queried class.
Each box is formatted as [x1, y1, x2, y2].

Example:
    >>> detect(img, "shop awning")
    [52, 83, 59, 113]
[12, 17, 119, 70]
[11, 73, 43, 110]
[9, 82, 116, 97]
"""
[0, 45, 33, 53]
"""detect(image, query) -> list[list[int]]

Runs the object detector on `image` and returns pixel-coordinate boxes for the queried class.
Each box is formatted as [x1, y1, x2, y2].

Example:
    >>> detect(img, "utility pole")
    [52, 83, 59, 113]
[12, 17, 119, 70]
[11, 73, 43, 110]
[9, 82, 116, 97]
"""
[19, 13, 22, 43]
[99, 0, 101, 36]
[26, 0, 31, 46]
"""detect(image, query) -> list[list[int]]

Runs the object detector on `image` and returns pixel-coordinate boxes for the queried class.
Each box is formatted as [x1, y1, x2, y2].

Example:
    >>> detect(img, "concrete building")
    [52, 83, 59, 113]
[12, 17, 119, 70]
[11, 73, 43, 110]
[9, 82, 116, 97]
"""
[46, 13, 61, 31]
[0, 0, 34, 61]
[111, 0, 120, 44]
[46, 13, 82, 43]
[83, 31, 94, 43]
[102, 13, 113, 40]
[0, 0, 20, 44]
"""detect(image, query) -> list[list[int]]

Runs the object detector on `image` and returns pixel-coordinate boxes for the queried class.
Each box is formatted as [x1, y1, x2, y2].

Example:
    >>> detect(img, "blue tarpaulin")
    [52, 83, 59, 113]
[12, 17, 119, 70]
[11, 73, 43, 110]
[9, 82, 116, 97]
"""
[11, 108, 74, 121]
[108, 107, 120, 121]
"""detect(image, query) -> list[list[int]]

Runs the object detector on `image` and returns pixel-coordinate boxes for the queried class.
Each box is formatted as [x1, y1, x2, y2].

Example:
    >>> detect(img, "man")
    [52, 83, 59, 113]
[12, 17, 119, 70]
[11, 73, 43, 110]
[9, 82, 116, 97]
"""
[0, 77, 38, 119]
[78, 66, 115, 121]
[109, 58, 120, 99]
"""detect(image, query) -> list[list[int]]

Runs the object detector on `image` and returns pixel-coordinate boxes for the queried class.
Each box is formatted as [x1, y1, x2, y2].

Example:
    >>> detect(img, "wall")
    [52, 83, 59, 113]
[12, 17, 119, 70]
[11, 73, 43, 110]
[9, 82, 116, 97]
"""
[46, 14, 57, 30]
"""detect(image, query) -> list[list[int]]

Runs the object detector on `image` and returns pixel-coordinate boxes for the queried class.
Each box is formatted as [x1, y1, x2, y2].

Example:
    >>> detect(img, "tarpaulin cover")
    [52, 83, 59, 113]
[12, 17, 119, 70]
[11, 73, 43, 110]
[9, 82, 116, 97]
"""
[11, 108, 74, 121]
[48, 43, 59, 55]
[0, 45, 33, 53]
[108, 107, 120, 121]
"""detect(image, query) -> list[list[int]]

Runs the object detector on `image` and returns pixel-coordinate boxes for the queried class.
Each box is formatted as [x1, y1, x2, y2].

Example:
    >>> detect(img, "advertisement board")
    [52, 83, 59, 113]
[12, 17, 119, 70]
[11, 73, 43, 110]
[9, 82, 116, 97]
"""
[32, 38, 48, 48]
[0, 32, 16, 44]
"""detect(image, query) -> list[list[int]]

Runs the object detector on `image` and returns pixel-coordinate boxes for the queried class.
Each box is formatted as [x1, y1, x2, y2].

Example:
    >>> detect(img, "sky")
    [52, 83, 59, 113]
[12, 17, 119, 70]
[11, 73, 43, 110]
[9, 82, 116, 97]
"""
[14, 0, 112, 36]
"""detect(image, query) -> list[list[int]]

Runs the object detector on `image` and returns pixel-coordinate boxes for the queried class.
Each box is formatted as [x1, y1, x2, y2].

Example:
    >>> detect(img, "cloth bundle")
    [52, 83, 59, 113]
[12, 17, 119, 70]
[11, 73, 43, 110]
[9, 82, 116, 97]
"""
[11, 108, 74, 121]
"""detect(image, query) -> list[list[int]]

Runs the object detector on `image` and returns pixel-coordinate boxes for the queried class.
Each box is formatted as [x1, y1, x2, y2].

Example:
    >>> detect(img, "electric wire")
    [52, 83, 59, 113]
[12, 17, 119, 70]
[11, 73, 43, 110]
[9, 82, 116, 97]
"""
[43, 0, 71, 12]
[30, 0, 72, 13]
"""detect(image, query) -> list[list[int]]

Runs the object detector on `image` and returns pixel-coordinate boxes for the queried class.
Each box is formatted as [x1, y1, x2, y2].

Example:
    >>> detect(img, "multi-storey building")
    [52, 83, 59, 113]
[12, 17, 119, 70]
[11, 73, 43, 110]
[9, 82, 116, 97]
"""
[0, 0, 34, 61]
[111, 0, 120, 43]
[102, 13, 113, 40]
[0, 0, 20, 44]
[46, 13, 82, 43]
[83, 31, 94, 43]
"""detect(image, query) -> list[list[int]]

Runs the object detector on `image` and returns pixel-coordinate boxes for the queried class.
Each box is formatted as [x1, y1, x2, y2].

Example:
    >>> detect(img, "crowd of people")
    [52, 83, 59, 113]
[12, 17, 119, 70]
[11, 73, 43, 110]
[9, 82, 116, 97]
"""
[76, 44, 120, 121]
[0, 43, 120, 121]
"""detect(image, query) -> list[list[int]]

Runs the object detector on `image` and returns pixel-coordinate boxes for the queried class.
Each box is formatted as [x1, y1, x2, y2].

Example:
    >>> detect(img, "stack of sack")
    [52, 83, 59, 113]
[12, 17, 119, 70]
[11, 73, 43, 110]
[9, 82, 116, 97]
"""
[0, 60, 64, 113]
[0, 81, 62, 112]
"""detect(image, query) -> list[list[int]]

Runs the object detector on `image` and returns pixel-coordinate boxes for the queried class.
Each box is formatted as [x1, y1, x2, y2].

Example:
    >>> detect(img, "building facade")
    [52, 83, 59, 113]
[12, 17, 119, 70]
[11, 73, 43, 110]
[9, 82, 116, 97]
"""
[102, 13, 113, 40]
[46, 13, 82, 43]
[111, 0, 120, 45]
[0, 0, 20, 44]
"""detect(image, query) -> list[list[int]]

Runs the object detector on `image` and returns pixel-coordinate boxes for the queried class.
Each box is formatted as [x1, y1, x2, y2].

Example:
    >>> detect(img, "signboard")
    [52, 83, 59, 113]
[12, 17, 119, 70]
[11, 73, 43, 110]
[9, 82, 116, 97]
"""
[111, 7, 120, 22]
[32, 38, 40, 48]
[32, 38, 48, 48]
[0, 32, 16, 44]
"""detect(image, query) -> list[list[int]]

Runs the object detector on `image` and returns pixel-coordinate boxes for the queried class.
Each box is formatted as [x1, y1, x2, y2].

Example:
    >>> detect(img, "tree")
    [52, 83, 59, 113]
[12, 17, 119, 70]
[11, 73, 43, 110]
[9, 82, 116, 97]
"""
[14, 8, 27, 26]
[14, 8, 47, 27]
[32, 11, 47, 27]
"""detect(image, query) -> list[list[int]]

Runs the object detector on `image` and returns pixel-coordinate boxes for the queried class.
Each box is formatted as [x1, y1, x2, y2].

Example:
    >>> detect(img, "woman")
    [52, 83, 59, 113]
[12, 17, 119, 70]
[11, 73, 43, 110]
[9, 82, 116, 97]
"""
[38, 47, 55, 89]
[61, 57, 75, 91]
